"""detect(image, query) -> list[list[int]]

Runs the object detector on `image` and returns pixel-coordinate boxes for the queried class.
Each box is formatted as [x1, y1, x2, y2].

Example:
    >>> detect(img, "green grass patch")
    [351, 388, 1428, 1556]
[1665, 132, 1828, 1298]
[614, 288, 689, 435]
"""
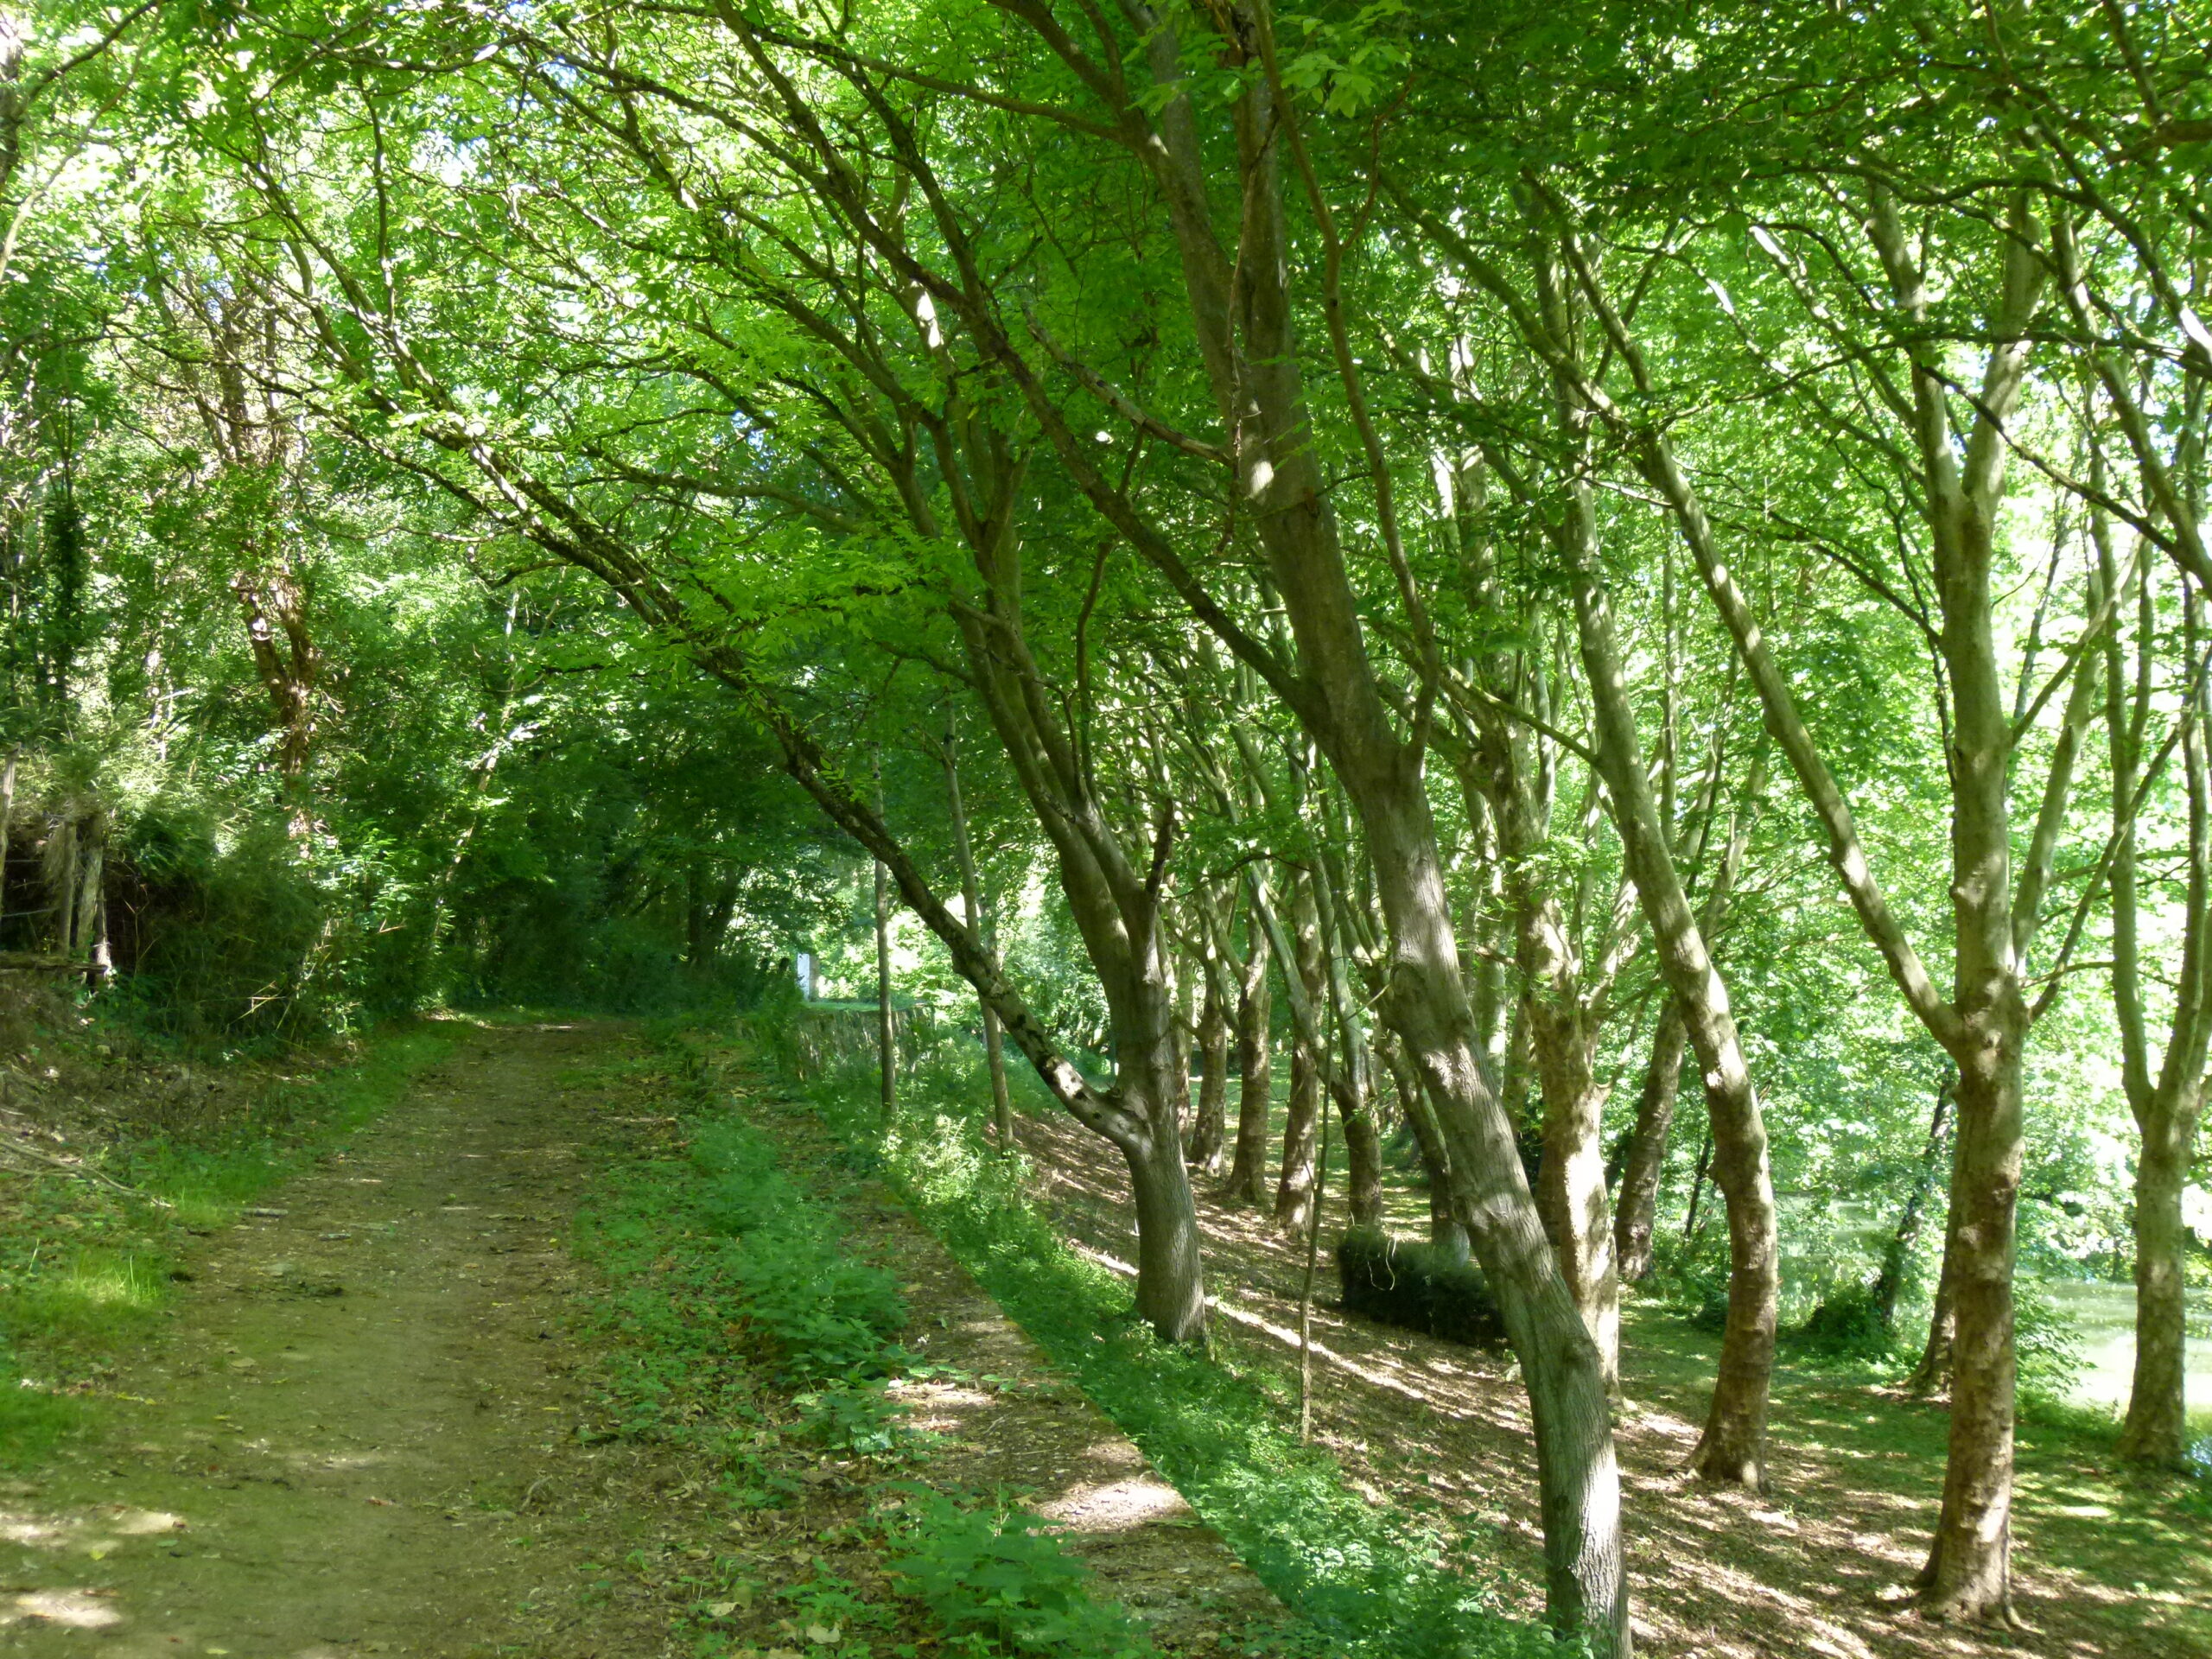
[564, 1033, 1165, 1658]
[0, 1022, 454, 1465]
[760, 1031, 1565, 1659]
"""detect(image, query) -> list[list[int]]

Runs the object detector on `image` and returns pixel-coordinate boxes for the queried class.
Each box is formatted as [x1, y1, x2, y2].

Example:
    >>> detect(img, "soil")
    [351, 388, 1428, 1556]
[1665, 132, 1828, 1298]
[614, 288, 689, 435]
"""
[0, 1020, 1274, 1657]
[1012, 1103, 2212, 1659]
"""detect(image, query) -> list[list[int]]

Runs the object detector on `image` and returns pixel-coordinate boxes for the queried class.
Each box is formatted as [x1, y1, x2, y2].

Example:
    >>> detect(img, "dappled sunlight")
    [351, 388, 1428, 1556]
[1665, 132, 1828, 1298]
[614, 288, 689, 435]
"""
[3, 1588, 126, 1630]
[1014, 1104, 2212, 1657]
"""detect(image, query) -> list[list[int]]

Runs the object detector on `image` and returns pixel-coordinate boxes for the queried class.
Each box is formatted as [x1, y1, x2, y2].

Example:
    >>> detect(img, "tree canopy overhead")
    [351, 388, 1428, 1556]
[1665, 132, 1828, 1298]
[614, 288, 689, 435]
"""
[3, 2, 2209, 1653]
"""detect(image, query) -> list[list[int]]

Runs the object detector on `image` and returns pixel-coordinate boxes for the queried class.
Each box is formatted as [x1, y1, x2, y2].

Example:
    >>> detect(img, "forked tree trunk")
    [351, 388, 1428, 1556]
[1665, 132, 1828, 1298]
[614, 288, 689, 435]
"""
[1613, 1006, 1686, 1285]
[1226, 905, 1274, 1205]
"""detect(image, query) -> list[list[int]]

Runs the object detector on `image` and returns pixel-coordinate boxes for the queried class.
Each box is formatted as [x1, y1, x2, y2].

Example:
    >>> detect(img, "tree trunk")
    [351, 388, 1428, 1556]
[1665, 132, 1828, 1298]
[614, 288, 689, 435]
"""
[1910, 1236, 1961, 1395]
[1554, 404, 1777, 1486]
[1613, 1006, 1686, 1286]
[50, 815, 77, 955]
[944, 731, 1015, 1149]
[1872, 1071, 1954, 1332]
[2119, 1103, 2202, 1464]
[1382, 1034, 1468, 1258]
[0, 748, 15, 933]
[1334, 1066, 1386, 1233]
[1226, 901, 1274, 1205]
[874, 851, 896, 1121]
[1274, 873, 1325, 1233]
[1276, 1024, 1323, 1233]
[1188, 976, 1230, 1173]
[1915, 1016, 2025, 1619]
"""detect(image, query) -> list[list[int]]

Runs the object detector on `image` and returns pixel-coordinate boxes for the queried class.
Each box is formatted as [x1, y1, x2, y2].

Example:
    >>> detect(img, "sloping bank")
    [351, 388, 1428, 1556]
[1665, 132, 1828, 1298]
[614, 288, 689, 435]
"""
[735, 1013, 1565, 1659]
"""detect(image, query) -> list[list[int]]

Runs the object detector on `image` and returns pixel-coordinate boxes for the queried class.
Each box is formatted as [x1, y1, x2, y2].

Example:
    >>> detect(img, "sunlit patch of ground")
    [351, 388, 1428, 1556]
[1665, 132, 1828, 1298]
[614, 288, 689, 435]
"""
[1016, 1098, 2212, 1659]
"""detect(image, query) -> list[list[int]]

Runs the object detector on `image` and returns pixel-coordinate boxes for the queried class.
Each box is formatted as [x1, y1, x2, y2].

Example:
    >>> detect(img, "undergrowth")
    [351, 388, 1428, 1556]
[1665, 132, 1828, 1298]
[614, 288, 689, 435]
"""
[752, 1027, 1569, 1659]
[0, 1022, 454, 1465]
[566, 1031, 1164, 1659]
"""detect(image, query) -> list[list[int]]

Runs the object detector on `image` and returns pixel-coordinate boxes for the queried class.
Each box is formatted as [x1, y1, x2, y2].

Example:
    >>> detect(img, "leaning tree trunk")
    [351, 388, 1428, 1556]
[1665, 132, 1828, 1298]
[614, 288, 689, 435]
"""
[943, 734, 1015, 1149]
[1556, 417, 1777, 1488]
[1613, 1006, 1687, 1285]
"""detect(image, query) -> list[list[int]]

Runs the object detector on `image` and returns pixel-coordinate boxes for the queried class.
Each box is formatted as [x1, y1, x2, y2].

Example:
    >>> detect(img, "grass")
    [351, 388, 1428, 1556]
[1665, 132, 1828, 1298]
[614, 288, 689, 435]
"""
[756, 1027, 1569, 1659]
[0, 1020, 455, 1465]
[560, 1029, 1167, 1659]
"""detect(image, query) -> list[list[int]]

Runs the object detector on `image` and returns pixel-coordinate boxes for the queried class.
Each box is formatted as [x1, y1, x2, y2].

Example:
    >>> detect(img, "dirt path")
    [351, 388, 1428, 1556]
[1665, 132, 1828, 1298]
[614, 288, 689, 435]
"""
[0, 1021, 1274, 1659]
[1013, 1105, 2212, 1659]
[1, 1020, 676, 1658]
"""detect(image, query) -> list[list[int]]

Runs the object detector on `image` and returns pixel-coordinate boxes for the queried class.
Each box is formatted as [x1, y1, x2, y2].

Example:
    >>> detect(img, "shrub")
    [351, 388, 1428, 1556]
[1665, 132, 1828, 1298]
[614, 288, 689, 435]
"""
[1335, 1230, 1507, 1347]
[1785, 1283, 1894, 1360]
[882, 1486, 1154, 1658]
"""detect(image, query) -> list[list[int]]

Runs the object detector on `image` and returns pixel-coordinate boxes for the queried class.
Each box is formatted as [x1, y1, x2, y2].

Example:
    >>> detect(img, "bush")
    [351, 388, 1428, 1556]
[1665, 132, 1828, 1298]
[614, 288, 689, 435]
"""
[883, 1486, 1154, 1658]
[1785, 1283, 1894, 1360]
[686, 1118, 906, 1385]
[1336, 1230, 1507, 1347]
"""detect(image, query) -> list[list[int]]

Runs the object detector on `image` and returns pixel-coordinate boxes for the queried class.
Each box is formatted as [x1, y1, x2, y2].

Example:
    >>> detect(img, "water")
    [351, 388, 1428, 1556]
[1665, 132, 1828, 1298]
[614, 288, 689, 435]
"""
[2039, 1280, 2212, 1414]
[1805, 1199, 2209, 1414]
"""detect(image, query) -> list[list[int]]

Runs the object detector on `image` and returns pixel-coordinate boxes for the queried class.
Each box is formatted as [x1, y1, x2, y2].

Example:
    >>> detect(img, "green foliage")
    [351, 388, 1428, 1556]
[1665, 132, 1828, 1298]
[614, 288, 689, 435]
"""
[881, 1485, 1154, 1659]
[0, 1023, 450, 1457]
[775, 1021, 1564, 1659]
[1784, 1286, 1896, 1363]
[1336, 1230, 1508, 1347]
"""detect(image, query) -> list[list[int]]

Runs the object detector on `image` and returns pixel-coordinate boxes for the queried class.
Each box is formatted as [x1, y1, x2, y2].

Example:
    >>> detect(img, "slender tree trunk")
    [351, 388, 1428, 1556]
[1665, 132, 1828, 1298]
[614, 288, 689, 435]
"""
[1226, 900, 1274, 1205]
[1910, 1238, 1961, 1395]
[74, 836, 102, 969]
[1682, 1125, 1713, 1244]
[1554, 396, 1777, 1485]
[1275, 874, 1325, 1233]
[944, 730, 1015, 1149]
[1614, 1007, 1686, 1286]
[874, 850, 896, 1121]
[1188, 976, 1230, 1173]
[1872, 1072, 1954, 1332]
[0, 748, 15, 934]
[1615, 741, 1766, 1286]
[50, 815, 76, 955]
[1276, 1027, 1323, 1233]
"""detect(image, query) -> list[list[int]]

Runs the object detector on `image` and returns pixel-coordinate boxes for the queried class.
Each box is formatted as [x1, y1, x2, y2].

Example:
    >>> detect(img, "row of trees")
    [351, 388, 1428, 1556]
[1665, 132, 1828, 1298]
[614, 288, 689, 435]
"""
[5, 2, 2208, 1653]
